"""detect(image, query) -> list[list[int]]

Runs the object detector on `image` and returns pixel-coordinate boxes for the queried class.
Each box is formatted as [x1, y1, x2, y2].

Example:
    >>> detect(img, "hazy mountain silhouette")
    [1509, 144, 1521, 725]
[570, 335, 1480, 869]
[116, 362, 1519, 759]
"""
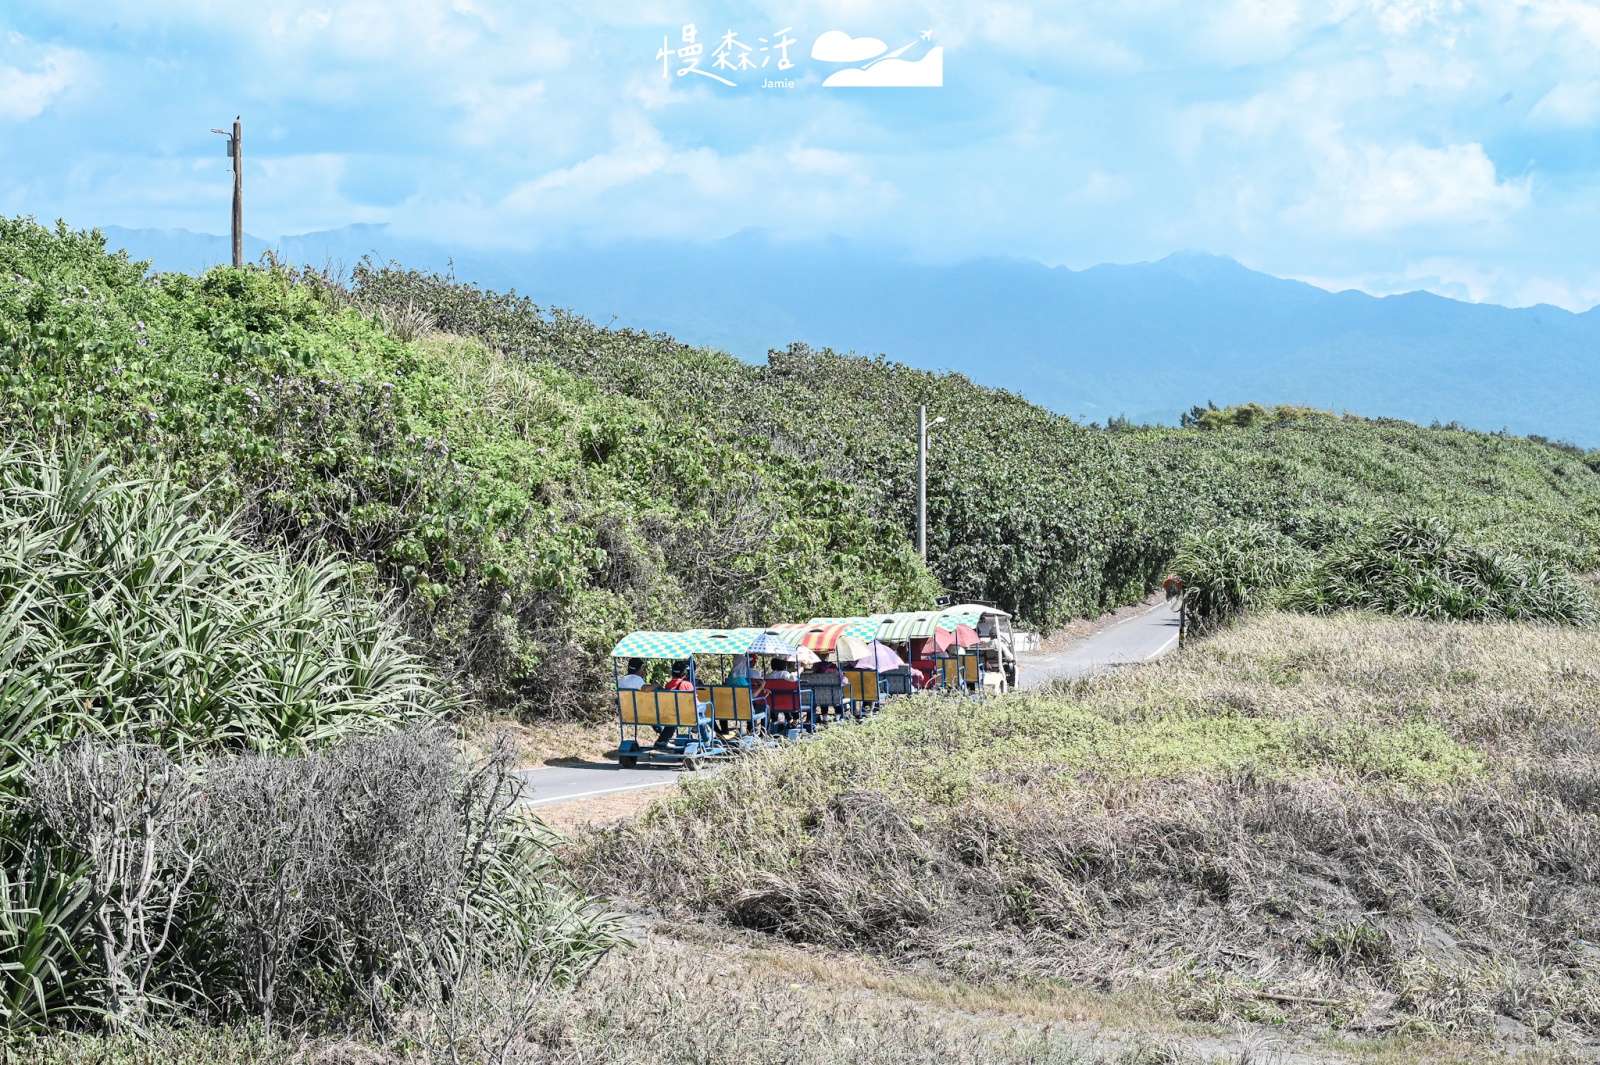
[102, 224, 1600, 445]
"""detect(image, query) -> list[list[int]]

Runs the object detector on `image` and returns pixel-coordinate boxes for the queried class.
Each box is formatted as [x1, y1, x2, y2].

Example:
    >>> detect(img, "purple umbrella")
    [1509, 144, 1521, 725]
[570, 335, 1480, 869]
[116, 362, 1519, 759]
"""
[853, 641, 903, 672]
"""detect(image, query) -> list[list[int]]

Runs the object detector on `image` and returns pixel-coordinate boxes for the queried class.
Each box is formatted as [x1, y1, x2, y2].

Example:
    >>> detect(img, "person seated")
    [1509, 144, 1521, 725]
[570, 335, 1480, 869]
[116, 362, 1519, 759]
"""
[653, 659, 695, 747]
[718, 656, 766, 734]
[764, 657, 797, 681]
[812, 656, 841, 676]
[618, 657, 650, 690]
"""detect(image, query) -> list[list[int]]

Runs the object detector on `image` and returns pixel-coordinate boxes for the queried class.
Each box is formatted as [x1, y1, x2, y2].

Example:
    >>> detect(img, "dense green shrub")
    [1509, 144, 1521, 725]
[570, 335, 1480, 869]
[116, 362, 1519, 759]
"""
[1176, 513, 1598, 627]
[0, 219, 935, 716]
[10, 219, 1600, 716]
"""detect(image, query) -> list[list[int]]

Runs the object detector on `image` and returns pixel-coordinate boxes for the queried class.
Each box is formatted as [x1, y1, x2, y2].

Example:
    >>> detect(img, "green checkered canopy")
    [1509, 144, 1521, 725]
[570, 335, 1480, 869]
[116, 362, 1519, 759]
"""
[609, 630, 700, 659]
[610, 628, 799, 659]
[678, 628, 799, 656]
[831, 614, 896, 641]
[875, 611, 944, 642]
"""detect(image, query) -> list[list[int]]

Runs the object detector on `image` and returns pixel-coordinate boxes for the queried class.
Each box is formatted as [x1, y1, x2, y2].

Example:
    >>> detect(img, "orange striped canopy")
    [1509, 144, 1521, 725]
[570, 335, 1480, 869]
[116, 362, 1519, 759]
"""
[770, 621, 849, 652]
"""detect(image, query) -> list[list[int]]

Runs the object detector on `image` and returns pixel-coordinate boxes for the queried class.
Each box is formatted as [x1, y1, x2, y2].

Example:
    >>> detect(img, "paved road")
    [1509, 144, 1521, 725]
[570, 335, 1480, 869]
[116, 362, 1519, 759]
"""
[1015, 600, 1182, 689]
[516, 600, 1183, 809]
[514, 759, 687, 810]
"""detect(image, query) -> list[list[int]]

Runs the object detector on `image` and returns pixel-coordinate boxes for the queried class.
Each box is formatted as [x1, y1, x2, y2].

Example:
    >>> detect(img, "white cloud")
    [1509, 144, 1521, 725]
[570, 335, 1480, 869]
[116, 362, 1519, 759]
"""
[1529, 79, 1600, 127]
[0, 33, 86, 121]
[1292, 141, 1529, 232]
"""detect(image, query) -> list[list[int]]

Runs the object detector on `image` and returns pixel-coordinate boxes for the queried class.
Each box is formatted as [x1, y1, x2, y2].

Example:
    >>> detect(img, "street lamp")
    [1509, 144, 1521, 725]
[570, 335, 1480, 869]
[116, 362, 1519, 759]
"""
[917, 404, 946, 558]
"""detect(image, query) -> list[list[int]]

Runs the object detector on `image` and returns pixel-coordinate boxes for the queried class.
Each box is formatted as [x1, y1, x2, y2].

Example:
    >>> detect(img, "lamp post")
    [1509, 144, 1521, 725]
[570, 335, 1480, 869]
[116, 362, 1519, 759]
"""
[210, 117, 242, 268]
[917, 405, 946, 559]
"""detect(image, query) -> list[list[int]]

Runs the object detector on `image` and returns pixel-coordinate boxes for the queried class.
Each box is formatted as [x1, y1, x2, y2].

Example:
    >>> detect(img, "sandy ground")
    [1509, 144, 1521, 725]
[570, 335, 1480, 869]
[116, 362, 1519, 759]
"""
[534, 785, 667, 834]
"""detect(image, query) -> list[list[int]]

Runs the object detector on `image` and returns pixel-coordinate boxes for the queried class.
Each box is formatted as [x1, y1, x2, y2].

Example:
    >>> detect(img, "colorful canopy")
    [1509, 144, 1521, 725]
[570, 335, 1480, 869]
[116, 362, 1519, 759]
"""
[610, 628, 799, 659]
[609, 630, 700, 659]
[611, 607, 1004, 664]
[772, 621, 849, 652]
[876, 611, 945, 643]
[836, 614, 896, 641]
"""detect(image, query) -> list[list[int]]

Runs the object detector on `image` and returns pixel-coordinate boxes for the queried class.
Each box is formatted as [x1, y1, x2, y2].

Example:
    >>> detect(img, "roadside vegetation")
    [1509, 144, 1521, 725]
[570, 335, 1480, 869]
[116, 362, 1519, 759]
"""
[7, 219, 1600, 716]
[587, 612, 1600, 1046]
[0, 445, 620, 1053]
[6, 217, 1600, 1060]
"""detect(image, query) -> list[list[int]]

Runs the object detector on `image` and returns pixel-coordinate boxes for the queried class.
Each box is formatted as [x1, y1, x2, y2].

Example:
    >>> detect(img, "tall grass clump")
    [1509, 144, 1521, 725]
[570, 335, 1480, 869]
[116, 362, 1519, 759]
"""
[1177, 513, 1598, 629]
[0, 445, 444, 763]
[0, 446, 620, 1044]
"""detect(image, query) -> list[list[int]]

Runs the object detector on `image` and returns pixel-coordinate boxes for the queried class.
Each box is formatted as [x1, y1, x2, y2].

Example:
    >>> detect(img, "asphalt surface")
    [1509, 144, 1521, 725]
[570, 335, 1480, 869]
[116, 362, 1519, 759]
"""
[1015, 599, 1182, 689]
[514, 600, 1183, 809]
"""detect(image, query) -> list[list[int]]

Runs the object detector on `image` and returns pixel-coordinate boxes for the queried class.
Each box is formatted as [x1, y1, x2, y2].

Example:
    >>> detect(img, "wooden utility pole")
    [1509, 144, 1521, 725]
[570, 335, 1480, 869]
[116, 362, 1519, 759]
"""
[211, 117, 243, 267]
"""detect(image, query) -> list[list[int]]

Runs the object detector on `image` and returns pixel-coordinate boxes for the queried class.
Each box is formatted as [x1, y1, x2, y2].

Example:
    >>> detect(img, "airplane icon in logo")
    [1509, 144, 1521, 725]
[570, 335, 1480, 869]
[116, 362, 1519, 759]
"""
[919, 29, 932, 40]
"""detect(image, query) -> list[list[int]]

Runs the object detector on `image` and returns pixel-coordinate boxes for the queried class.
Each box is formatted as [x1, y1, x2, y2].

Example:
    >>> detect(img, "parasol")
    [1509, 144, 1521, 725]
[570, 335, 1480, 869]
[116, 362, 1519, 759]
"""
[835, 634, 872, 663]
[853, 641, 903, 672]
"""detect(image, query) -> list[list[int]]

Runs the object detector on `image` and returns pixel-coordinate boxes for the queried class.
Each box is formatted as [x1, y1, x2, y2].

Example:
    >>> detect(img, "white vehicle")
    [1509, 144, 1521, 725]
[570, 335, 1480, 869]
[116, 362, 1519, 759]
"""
[940, 603, 1017, 691]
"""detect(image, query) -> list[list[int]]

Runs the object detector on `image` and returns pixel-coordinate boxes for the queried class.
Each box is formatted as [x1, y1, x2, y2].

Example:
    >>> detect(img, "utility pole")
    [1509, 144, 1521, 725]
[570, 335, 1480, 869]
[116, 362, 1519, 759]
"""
[918, 405, 927, 558]
[211, 117, 243, 267]
[916, 405, 946, 559]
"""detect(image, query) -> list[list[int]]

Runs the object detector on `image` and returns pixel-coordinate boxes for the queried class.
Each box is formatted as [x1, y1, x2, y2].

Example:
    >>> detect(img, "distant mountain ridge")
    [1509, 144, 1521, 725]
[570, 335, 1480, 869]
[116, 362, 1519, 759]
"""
[100, 224, 1600, 446]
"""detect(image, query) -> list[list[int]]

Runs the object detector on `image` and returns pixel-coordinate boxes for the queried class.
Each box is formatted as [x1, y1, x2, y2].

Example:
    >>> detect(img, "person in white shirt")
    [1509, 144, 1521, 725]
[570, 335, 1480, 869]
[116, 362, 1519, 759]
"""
[764, 657, 798, 681]
[618, 657, 649, 690]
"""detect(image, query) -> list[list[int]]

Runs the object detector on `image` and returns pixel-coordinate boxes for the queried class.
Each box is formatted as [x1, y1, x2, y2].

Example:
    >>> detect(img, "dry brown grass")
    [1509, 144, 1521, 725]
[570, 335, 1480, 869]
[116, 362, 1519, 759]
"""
[465, 718, 620, 768]
[580, 612, 1600, 1048]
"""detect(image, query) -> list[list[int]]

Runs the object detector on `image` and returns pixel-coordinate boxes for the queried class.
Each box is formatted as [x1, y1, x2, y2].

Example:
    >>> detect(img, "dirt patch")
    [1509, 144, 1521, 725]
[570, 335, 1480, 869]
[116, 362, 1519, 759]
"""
[534, 786, 670, 834]
[465, 718, 619, 769]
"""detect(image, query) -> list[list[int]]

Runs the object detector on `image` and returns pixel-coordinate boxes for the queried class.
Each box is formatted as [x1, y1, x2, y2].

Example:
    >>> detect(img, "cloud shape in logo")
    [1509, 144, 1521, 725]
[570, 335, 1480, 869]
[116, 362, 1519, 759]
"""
[811, 30, 888, 63]
[823, 47, 943, 88]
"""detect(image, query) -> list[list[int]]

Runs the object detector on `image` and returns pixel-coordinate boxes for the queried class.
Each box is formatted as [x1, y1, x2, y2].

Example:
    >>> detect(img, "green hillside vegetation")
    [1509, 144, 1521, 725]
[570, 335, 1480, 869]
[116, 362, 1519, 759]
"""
[361, 266, 1600, 635]
[587, 611, 1600, 1040]
[8, 218, 1600, 716]
[0, 219, 933, 715]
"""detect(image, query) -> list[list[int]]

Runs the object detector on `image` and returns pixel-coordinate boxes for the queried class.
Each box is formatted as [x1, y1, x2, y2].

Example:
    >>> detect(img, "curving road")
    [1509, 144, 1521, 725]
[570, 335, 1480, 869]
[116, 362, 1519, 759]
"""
[1015, 599, 1182, 689]
[514, 600, 1183, 809]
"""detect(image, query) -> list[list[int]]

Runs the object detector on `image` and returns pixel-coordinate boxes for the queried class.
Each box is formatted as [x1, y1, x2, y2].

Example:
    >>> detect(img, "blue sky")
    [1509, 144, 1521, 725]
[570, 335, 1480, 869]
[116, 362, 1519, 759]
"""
[2, 1, 1598, 309]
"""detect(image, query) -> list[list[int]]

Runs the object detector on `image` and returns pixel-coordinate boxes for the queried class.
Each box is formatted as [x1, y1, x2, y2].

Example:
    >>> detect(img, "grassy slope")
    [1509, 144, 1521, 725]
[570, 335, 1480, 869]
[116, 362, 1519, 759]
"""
[587, 611, 1600, 1043]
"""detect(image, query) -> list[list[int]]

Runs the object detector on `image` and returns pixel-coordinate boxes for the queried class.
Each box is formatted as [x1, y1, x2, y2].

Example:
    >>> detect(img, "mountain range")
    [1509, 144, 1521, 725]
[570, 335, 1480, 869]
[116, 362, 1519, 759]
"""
[99, 223, 1600, 446]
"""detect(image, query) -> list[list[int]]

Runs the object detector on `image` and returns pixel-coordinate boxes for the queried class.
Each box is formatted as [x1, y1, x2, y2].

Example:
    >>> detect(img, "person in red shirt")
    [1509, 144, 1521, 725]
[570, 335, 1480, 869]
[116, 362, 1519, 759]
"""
[655, 659, 695, 745]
